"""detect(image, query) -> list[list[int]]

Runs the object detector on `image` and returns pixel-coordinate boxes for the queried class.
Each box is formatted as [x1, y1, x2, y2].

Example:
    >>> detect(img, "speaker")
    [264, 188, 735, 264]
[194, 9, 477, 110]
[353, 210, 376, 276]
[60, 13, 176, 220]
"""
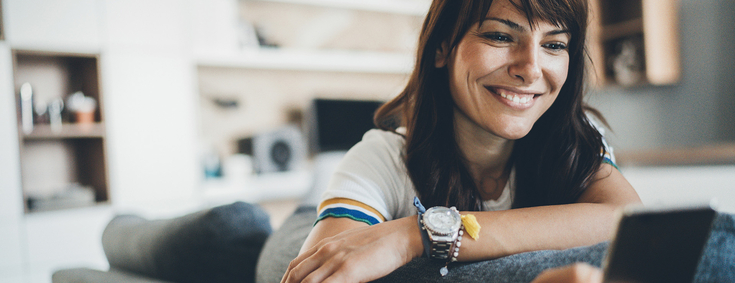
[237, 125, 306, 174]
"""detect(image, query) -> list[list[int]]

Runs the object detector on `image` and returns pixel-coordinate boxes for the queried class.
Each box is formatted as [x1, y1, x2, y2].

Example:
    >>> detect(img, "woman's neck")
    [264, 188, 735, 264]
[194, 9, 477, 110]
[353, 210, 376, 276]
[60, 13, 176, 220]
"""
[454, 110, 514, 200]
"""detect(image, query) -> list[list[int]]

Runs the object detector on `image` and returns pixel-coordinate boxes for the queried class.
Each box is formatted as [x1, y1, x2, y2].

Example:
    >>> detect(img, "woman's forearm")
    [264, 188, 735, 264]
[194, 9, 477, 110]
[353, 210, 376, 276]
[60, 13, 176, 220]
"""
[457, 202, 621, 261]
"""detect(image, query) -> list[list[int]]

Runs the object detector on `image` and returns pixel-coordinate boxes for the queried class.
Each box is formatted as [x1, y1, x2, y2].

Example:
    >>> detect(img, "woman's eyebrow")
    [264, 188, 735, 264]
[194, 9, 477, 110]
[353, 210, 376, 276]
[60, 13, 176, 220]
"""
[483, 17, 525, 32]
[546, 29, 571, 37]
[482, 17, 570, 37]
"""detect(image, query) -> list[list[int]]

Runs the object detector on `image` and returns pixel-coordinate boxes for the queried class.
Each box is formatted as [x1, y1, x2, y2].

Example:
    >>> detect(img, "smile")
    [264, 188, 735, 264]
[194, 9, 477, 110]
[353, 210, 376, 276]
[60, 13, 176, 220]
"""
[499, 91, 533, 104]
[487, 86, 542, 109]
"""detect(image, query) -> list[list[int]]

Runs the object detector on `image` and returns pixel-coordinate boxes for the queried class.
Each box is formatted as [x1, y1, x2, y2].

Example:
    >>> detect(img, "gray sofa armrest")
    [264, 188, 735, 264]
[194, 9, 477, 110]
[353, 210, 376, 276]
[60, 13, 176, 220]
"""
[102, 201, 271, 283]
[53, 268, 173, 283]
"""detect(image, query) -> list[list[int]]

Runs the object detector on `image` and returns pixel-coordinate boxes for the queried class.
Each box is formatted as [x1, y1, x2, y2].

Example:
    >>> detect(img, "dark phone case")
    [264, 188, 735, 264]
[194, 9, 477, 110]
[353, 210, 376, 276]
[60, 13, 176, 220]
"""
[603, 204, 716, 283]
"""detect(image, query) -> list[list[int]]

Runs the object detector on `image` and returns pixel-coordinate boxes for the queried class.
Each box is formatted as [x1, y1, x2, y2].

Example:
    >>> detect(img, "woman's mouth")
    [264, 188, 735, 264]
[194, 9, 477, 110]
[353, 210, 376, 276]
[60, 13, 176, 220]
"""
[487, 87, 541, 109]
[498, 91, 534, 104]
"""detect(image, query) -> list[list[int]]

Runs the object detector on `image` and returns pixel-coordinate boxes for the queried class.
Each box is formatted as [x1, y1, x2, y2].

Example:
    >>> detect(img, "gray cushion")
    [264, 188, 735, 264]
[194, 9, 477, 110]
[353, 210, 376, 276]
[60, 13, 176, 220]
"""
[102, 201, 271, 283]
[255, 206, 317, 283]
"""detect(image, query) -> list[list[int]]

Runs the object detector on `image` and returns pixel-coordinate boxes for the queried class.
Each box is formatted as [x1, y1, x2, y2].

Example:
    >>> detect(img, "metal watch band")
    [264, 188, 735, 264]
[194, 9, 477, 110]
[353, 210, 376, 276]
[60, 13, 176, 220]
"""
[430, 241, 453, 260]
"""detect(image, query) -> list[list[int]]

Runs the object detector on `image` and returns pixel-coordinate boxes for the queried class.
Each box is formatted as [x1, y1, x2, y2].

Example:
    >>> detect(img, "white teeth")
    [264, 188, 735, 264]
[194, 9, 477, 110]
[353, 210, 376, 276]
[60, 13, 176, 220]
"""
[496, 89, 532, 104]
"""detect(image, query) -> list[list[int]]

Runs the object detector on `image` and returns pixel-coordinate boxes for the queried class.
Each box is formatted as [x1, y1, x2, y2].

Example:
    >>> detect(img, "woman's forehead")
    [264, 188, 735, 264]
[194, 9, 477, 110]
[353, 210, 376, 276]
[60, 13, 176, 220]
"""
[479, 0, 570, 30]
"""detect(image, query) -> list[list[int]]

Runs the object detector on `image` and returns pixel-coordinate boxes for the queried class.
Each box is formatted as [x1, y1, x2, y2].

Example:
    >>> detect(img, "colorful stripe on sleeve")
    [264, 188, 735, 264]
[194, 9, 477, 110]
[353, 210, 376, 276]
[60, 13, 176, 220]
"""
[315, 198, 386, 226]
[602, 156, 620, 171]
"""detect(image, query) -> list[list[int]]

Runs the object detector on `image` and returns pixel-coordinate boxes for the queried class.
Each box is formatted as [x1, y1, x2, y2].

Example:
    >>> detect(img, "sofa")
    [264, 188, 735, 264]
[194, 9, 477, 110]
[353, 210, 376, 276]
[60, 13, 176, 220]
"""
[51, 153, 735, 283]
[51, 196, 735, 283]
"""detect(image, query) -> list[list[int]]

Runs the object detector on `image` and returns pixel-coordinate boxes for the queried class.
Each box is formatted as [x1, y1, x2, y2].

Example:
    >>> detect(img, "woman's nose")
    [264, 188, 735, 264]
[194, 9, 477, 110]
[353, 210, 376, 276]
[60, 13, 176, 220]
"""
[507, 44, 542, 84]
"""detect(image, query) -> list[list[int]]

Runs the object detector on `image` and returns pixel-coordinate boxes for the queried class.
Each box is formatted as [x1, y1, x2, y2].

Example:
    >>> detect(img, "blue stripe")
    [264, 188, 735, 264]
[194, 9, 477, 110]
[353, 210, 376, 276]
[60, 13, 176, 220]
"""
[316, 207, 381, 226]
[603, 157, 620, 171]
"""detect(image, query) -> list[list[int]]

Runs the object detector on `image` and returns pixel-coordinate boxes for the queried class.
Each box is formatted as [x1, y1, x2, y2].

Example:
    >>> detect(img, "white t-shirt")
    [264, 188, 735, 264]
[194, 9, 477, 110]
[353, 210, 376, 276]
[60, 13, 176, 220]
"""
[317, 129, 514, 225]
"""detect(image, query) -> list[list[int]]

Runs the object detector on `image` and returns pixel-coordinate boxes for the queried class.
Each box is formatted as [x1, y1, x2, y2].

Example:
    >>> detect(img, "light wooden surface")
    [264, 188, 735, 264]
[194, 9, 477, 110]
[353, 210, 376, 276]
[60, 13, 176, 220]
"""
[617, 143, 735, 166]
[259, 198, 302, 230]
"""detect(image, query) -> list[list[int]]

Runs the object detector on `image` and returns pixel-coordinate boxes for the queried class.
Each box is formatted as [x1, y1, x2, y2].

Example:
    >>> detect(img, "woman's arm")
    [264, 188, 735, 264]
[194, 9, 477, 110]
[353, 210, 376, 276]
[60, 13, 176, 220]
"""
[298, 217, 368, 254]
[283, 216, 423, 283]
[457, 163, 641, 261]
[531, 263, 604, 283]
[283, 164, 640, 282]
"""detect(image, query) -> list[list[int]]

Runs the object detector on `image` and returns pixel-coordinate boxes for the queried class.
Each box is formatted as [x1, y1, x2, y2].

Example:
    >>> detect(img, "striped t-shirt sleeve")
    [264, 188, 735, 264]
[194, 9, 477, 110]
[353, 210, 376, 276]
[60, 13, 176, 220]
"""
[315, 198, 386, 226]
[600, 134, 619, 171]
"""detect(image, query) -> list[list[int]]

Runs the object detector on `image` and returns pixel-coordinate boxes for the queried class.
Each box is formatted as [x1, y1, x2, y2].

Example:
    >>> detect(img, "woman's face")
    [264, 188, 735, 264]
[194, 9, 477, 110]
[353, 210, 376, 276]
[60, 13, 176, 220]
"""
[437, 0, 571, 141]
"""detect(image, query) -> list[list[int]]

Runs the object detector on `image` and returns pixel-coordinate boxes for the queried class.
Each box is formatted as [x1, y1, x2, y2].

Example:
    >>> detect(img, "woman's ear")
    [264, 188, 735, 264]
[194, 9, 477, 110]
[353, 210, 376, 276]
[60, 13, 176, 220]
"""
[435, 42, 450, 68]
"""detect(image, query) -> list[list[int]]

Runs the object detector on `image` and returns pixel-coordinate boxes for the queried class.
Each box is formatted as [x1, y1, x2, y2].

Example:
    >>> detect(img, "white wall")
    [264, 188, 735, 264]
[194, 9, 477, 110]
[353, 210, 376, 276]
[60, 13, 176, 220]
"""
[623, 165, 735, 213]
[0, 0, 205, 281]
[588, 0, 735, 151]
[0, 41, 25, 283]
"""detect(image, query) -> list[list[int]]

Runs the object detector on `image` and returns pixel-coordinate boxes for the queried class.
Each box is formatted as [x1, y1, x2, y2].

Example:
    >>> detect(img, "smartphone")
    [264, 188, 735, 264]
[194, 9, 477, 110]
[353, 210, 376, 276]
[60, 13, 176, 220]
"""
[602, 203, 717, 283]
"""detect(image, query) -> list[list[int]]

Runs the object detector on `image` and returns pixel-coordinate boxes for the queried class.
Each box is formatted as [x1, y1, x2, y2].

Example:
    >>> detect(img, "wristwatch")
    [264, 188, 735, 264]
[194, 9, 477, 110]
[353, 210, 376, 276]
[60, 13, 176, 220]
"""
[418, 204, 462, 260]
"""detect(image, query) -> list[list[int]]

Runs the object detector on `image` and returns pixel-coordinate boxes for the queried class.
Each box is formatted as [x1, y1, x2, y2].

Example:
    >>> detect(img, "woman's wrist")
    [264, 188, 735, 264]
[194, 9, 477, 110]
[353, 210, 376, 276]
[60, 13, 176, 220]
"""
[405, 215, 426, 259]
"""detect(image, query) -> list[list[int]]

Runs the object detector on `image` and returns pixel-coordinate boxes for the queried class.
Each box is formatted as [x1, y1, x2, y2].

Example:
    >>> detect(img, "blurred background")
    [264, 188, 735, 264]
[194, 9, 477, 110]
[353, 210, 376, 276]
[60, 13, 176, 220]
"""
[0, 0, 733, 282]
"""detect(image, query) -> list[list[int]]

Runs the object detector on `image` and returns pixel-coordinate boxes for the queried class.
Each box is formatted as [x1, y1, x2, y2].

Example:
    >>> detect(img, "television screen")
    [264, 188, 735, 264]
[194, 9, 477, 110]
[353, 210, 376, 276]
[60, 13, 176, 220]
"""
[309, 99, 384, 153]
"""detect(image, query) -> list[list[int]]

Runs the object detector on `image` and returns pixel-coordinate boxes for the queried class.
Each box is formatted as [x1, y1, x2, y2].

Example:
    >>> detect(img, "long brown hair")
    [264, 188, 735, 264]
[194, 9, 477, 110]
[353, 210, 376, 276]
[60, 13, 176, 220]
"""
[374, 0, 607, 210]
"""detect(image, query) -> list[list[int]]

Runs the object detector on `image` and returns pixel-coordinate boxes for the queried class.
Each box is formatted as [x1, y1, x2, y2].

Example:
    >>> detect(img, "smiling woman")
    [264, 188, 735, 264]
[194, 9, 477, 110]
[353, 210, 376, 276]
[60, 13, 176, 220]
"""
[280, 0, 643, 282]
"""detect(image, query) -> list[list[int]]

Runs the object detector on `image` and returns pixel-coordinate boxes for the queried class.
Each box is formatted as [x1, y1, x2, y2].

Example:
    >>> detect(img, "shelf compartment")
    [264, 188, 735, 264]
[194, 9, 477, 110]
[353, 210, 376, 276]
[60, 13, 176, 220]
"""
[12, 49, 109, 213]
[590, 0, 681, 86]
[21, 138, 109, 212]
[12, 49, 104, 123]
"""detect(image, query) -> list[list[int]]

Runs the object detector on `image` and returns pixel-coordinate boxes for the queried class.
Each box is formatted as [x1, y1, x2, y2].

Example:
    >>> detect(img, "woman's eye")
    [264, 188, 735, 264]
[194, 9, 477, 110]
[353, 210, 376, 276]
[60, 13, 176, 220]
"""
[483, 33, 512, 42]
[543, 42, 568, 51]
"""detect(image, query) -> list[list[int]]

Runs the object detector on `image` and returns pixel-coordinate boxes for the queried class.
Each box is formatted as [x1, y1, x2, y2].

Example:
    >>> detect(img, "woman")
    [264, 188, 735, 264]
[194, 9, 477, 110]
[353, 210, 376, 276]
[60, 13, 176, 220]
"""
[282, 0, 641, 282]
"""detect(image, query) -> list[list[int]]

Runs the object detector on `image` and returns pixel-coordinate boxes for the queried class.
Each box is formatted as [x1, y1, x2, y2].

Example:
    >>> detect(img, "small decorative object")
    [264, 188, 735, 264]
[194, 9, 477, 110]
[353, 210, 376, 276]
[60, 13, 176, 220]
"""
[20, 82, 34, 134]
[48, 98, 64, 133]
[34, 99, 49, 124]
[610, 36, 645, 86]
[238, 20, 260, 50]
[66, 91, 97, 124]
[461, 214, 481, 240]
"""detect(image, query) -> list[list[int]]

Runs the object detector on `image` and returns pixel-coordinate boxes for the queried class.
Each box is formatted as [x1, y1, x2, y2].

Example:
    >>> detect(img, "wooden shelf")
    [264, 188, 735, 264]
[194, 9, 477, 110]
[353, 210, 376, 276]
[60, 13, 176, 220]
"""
[590, 0, 681, 87]
[601, 18, 643, 41]
[22, 123, 106, 139]
[617, 143, 735, 167]
[196, 48, 414, 74]
[243, 0, 430, 16]
[12, 50, 109, 213]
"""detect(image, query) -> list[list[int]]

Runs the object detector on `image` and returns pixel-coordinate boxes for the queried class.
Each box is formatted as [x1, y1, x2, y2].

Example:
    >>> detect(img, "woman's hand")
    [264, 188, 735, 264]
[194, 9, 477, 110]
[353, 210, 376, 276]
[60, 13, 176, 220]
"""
[530, 263, 603, 283]
[281, 216, 423, 283]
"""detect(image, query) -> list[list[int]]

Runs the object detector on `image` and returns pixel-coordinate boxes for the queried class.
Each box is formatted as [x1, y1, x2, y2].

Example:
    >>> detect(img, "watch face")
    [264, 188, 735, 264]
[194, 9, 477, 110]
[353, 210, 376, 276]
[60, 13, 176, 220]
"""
[424, 207, 461, 235]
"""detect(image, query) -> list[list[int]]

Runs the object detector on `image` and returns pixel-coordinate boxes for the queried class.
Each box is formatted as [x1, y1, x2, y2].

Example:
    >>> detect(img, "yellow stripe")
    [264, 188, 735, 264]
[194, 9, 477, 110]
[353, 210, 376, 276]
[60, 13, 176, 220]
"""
[318, 198, 386, 222]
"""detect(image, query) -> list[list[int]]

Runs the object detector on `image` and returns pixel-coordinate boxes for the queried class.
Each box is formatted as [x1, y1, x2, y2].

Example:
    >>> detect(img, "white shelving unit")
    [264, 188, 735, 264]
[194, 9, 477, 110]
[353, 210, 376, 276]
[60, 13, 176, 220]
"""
[242, 0, 431, 16]
[193, 0, 427, 73]
[196, 48, 414, 74]
[202, 169, 313, 207]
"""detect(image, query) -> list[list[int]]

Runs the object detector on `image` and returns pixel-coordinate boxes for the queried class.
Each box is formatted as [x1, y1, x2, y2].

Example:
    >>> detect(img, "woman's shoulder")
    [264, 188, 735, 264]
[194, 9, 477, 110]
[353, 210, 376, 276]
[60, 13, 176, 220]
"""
[362, 128, 406, 144]
[324, 128, 414, 221]
[351, 128, 406, 156]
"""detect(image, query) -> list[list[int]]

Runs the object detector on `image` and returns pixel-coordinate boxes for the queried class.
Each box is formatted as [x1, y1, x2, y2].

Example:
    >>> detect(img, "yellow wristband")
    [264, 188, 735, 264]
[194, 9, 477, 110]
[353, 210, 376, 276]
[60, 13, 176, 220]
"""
[461, 214, 481, 240]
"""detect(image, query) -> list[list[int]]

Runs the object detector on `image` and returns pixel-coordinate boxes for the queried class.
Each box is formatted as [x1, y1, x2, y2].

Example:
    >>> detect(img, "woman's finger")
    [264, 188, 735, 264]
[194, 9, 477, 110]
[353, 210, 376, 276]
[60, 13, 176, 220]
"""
[283, 240, 347, 283]
[299, 251, 351, 283]
[531, 263, 603, 283]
